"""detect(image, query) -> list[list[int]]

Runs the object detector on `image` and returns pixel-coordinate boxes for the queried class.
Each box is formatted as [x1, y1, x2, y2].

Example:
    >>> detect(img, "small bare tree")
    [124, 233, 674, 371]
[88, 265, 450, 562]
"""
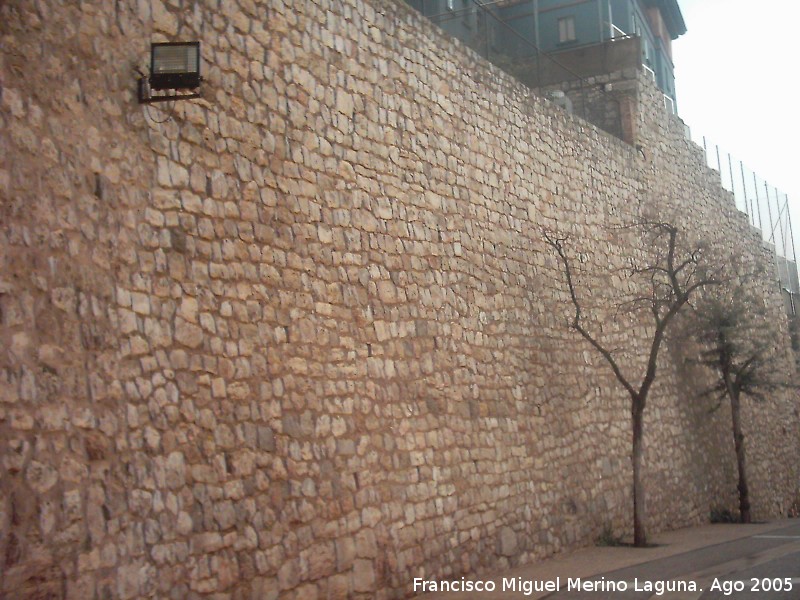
[693, 290, 792, 523]
[545, 221, 721, 547]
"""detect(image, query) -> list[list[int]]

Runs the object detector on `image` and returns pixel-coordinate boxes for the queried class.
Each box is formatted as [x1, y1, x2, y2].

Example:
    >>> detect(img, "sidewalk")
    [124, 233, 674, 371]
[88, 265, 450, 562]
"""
[414, 519, 796, 599]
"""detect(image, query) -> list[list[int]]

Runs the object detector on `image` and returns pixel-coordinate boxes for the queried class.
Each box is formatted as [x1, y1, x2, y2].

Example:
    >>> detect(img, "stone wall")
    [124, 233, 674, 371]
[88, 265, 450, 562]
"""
[1, 1, 798, 599]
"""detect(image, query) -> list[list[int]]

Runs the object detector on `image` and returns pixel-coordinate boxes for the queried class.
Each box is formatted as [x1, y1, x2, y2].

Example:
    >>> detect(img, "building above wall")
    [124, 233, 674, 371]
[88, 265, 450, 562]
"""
[404, 0, 686, 106]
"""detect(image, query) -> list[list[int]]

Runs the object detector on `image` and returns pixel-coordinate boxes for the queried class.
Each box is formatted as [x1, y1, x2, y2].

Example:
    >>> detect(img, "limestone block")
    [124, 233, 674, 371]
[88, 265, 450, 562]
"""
[131, 292, 151, 315]
[50, 287, 77, 314]
[190, 532, 223, 555]
[3, 438, 30, 473]
[277, 558, 300, 591]
[327, 574, 351, 600]
[355, 529, 378, 558]
[306, 542, 335, 580]
[164, 451, 185, 489]
[179, 297, 199, 323]
[213, 500, 236, 530]
[26, 460, 59, 493]
[497, 526, 518, 557]
[352, 559, 375, 592]
[151, 0, 178, 35]
[335, 536, 356, 571]
[2, 86, 25, 117]
[9, 409, 34, 430]
[174, 317, 204, 348]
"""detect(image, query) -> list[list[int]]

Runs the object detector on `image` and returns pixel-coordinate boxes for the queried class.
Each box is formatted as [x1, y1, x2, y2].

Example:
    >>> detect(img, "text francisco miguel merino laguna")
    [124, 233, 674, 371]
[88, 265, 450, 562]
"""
[414, 576, 699, 595]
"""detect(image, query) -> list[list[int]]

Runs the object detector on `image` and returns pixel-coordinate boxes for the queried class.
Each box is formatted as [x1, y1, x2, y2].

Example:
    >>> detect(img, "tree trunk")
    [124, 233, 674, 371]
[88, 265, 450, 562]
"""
[729, 389, 751, 523]
[632, 400, 647, 546]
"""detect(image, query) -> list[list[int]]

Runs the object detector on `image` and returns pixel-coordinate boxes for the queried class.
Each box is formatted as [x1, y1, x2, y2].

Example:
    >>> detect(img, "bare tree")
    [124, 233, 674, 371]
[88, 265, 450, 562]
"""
[544, 221, 720, 547]
[693, 290, 792, 523]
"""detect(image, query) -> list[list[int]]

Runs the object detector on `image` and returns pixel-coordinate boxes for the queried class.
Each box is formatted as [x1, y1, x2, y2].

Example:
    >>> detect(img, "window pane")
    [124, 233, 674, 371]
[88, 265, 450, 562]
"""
[558, 16, 575, 42]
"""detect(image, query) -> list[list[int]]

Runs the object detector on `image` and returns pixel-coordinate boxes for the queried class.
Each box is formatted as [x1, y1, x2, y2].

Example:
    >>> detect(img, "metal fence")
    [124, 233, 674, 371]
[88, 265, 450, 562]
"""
[697, 135, 799, 312]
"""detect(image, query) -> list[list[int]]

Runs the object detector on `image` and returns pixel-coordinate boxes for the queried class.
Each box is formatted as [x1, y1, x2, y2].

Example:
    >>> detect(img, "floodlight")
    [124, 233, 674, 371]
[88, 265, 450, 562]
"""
[138, 41, 203, 104]
[149, 42, 200, 90]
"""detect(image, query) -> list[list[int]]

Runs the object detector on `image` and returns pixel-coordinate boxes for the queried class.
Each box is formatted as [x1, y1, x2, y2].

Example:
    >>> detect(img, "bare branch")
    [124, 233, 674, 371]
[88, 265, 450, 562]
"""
[543, 230, 638, 400]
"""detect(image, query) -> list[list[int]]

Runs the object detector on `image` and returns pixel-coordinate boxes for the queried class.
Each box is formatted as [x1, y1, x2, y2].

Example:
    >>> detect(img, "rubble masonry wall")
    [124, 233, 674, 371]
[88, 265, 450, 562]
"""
[1, 1, 797, 598]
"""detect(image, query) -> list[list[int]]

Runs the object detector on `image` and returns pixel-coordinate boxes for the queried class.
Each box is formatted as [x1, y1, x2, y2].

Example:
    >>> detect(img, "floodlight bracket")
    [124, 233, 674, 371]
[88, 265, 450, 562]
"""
[137, 77, 203, 104]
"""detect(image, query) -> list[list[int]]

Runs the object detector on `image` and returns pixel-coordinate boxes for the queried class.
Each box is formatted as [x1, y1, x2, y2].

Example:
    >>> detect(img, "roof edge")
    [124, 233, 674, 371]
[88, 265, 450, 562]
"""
[643, 0, 687, 39]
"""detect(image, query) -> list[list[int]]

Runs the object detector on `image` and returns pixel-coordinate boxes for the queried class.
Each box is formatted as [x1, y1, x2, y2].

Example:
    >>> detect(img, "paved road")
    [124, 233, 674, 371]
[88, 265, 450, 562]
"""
[542, 521, 800, 599]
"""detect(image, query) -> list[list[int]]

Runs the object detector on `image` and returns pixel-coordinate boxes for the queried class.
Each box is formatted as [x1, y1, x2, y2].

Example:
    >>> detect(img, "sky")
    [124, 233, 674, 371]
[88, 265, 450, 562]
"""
[672, 0, 800, 257]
